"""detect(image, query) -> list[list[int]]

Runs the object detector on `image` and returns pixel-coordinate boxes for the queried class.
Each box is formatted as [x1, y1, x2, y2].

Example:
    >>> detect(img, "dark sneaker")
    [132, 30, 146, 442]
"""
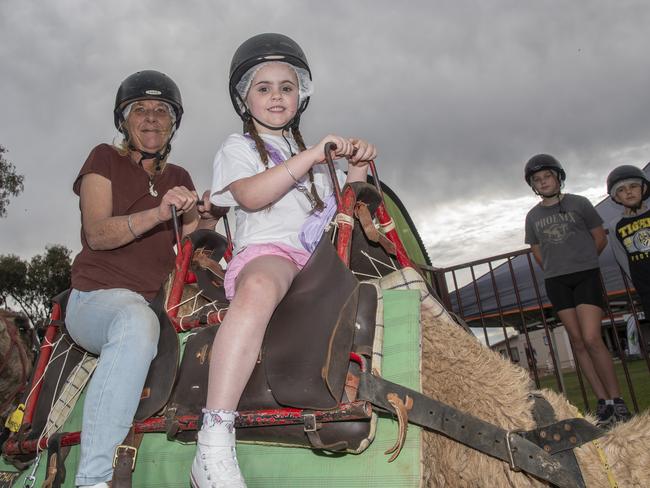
[613, 398, 632, 423]
[595, 399, 615, 429]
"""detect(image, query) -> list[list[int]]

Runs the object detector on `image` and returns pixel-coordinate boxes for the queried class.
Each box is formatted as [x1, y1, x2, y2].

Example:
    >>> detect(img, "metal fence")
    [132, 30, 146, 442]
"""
[419, 248, 650, 414]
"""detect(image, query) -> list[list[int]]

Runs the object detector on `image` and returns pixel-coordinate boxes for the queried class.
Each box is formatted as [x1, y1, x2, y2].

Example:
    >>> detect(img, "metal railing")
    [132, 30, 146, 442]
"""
[418, 248, 650, 414]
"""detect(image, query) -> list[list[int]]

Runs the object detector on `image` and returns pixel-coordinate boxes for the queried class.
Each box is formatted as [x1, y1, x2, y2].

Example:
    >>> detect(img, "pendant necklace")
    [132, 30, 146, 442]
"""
[148, 175, 158, 197]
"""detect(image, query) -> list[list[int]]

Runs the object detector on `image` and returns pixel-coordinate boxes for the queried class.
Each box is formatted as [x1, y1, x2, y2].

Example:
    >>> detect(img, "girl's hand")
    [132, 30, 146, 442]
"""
[157, 186, 197, 221]
[348, 138, 377, 166]
[309, 135, 356, 164]
[197, 189, 229, 220]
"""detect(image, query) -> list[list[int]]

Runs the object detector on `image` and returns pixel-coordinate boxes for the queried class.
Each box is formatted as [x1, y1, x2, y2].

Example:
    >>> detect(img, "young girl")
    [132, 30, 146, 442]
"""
[524, 154, 631, 428]
[190, 33, 377, 487]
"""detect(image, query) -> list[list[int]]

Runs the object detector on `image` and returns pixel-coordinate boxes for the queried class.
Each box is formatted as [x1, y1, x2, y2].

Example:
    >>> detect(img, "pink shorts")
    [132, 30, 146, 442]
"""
[223, 243, 312, 300]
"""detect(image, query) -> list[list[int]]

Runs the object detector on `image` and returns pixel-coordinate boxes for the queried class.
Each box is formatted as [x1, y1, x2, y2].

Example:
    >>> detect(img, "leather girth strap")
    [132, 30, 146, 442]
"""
[357, 372, 603, 488]
[521, 393, 587, 487]
[112, 427, 143, 488]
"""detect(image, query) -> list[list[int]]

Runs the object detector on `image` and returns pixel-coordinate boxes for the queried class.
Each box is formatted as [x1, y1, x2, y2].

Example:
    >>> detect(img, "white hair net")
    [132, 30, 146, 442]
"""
[122, 100, 177, 127]
[610, 178, 643, 198]
[235, 61, 313, 112]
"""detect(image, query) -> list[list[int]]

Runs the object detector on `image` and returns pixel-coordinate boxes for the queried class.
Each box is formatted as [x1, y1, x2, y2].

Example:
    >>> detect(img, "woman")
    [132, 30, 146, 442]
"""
[66, 70, 214, 487]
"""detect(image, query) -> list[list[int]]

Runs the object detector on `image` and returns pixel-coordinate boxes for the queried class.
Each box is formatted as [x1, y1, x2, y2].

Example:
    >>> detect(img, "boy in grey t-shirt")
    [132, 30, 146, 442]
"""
[524, 154, 631, 427]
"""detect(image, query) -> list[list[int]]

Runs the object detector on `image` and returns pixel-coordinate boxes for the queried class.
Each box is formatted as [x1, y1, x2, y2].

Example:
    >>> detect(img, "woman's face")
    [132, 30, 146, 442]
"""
[245, 62, 299, 134]
[124, 99, 174, 153]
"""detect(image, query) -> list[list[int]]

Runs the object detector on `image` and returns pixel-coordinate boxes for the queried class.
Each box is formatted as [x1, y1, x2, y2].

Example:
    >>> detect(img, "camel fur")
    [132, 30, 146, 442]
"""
[406, 272, 650, 487]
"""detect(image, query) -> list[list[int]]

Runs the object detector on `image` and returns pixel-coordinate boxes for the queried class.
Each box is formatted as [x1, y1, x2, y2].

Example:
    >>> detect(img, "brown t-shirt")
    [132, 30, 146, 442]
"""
[71, 144, 195, 300]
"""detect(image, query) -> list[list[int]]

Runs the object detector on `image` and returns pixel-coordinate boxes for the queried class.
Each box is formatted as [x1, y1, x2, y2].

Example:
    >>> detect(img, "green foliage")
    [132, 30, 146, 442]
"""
[0, 145, 25, 218]
[0, 245, 72, 327]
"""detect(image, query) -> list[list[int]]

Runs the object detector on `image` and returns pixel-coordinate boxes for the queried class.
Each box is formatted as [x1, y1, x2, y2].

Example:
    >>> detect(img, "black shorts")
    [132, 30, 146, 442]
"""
[544, 268, 605, 312]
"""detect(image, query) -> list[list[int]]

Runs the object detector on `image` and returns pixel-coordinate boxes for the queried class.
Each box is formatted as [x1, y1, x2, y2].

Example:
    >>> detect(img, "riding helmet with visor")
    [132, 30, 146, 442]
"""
[229, 33, 312, 129]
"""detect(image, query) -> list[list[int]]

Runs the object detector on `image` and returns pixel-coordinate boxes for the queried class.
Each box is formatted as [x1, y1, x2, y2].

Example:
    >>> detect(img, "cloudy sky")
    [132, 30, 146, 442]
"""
[2, 0, 650, 273]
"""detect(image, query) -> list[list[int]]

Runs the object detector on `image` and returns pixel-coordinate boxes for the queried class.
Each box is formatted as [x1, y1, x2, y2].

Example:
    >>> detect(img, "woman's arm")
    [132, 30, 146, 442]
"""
[80, 173, 198, 250]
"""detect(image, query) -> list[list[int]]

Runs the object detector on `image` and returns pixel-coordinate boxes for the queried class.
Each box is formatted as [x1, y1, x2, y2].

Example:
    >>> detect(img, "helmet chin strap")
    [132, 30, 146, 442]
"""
[121, 123, 176, 171]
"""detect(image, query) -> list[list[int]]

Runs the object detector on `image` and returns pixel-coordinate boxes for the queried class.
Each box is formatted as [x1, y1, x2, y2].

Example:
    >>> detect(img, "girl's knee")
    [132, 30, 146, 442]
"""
[236, 271, 286, 302]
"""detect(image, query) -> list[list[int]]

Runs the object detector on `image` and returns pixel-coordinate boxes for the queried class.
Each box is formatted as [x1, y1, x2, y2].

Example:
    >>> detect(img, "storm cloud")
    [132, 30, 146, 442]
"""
[2, 0, 650, 267]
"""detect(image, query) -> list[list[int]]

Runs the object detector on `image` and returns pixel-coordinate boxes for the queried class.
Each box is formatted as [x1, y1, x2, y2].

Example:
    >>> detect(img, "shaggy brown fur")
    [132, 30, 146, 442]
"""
[0, 311, 34, 419]
[420, 305, 650, 487]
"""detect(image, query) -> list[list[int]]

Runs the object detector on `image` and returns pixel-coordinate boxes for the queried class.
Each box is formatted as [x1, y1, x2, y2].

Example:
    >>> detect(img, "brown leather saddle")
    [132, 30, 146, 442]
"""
[167, 233, 381, 452]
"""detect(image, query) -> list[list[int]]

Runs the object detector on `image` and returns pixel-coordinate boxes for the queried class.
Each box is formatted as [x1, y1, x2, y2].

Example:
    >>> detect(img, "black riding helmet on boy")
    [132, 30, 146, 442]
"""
[607, 165, 650, 209]
[524, 154, 566, 195]
[229, 33, 312, 131]
[113, 69, 183, 166]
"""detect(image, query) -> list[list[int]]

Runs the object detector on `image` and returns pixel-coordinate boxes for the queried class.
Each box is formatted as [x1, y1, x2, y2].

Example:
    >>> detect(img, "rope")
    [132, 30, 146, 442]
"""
[335, 213, 355, 226]
[574, 412, 618, 488]
[591, 438, 618, 488]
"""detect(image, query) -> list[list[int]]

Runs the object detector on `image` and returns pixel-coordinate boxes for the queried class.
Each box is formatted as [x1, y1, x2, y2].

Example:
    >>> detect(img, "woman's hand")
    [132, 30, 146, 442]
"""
[156, 186, 197, 221]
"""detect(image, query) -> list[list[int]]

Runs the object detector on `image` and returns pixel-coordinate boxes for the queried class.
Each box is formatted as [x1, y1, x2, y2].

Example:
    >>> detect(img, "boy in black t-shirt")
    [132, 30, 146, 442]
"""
[607, 164, 650, 321]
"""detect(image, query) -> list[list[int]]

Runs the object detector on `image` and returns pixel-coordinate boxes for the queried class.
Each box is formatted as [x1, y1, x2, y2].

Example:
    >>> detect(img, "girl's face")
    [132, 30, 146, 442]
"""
[531, 169, 561, 197]
[615, 181, 644, 208]
[245, 62, 299, 135]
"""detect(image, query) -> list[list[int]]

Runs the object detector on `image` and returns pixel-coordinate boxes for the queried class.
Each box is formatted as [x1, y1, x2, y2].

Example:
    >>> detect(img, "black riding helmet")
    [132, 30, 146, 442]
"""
[524, 154, 566, 186]
[229, 33, 311, 126]
[114, 70, 184, 132]
[607, 164, 650, 202]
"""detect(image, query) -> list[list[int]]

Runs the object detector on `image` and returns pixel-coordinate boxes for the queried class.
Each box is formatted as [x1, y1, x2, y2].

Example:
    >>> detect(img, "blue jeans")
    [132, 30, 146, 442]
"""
[66, 288, 159, 486]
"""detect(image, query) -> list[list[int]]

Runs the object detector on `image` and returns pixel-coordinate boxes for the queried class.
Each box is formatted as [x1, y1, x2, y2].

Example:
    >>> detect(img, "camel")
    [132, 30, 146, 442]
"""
[0, 311, 33, 422]
[395, 269, 650, 487]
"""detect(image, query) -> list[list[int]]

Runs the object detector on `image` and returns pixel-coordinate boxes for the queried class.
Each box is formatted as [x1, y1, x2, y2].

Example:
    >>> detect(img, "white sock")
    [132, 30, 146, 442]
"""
[202, 408, 236, 434]
[605, 399, 614, 405]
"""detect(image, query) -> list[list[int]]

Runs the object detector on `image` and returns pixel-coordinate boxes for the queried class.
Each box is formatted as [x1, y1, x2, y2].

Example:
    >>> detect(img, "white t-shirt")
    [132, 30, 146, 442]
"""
[210, 133, 346, 254]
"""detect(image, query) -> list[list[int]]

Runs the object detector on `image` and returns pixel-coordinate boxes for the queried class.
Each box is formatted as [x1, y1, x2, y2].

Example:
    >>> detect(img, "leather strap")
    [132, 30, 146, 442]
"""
[112, 427, 144, 488]
[41, 433, 70, 488]
[355, 202, 396, 256]
[302, 413, 348, 452]
[358, 372, 585, 488]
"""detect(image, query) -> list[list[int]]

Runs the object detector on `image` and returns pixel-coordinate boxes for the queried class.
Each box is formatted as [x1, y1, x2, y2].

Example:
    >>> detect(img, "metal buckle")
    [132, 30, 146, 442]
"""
[303, 414, 318, 432]
[505, 430, 521, 472]
[112, 445, 138, 471]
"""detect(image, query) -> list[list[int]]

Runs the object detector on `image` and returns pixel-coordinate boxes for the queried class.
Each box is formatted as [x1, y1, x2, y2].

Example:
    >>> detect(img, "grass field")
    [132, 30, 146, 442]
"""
[538, 358, 650, 415]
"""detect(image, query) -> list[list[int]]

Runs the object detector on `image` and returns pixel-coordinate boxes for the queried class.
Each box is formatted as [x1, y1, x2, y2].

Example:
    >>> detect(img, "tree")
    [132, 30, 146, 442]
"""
[0, 144, 24, 218]
[0, 245, 72, 327]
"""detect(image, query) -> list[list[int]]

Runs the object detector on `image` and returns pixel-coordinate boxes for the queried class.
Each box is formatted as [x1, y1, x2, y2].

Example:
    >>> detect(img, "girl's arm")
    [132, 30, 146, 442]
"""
[590, 225, 608, 255]
[230, 135, 357, 210]
[80, 173, 198, 250]
[530, 244, 543, 269]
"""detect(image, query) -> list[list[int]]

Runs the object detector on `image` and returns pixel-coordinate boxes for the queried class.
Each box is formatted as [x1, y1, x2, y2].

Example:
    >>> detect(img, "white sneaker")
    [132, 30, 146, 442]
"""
[190, 429, 247, 488]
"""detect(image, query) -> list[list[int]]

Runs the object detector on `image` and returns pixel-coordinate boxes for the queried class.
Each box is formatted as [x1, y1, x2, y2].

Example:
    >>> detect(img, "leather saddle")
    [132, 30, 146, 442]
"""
[167, 233, 382, 452]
